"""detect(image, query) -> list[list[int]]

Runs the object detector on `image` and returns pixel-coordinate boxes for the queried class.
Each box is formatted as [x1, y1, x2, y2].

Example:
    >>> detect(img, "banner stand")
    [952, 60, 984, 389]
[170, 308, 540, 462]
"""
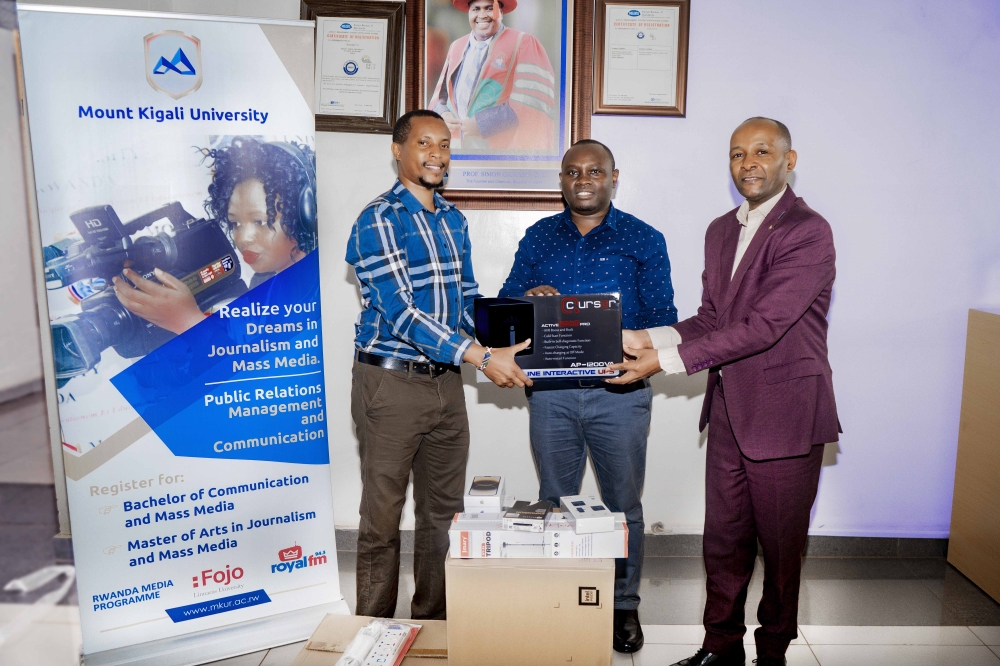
[84, 600, 347, 666]
[17, 6, 348, 663]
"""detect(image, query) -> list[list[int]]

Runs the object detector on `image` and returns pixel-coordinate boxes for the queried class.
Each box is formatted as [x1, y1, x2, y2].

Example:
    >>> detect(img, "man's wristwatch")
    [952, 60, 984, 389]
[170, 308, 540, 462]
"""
[477, 347, 492, 371]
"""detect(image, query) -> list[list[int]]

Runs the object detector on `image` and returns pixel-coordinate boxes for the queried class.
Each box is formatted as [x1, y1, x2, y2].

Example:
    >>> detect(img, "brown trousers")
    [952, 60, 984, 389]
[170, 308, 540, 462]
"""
[351, 360, 469, 620]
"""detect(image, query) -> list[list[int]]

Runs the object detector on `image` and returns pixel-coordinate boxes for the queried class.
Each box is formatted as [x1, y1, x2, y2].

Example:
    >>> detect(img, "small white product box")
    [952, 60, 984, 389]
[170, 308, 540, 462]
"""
[464, 476, 505, 512]
[546, 511, 628, 558]
[559, 494, 616, 534]
[449, 511, 627, 558]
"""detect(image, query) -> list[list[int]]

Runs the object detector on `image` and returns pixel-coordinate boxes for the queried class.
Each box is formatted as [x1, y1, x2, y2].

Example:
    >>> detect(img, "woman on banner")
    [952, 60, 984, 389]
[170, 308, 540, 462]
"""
[112, 136, 317, 334]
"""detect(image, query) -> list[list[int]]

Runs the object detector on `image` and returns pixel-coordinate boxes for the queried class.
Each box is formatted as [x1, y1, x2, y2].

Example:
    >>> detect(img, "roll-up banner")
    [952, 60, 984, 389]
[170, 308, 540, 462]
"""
[17, 6, 347, 664]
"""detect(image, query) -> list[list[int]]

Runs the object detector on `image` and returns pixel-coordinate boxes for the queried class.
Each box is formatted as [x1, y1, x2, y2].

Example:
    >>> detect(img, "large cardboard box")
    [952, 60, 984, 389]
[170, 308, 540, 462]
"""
[290, 614, 448, 666]
[445, 556, 614, 665]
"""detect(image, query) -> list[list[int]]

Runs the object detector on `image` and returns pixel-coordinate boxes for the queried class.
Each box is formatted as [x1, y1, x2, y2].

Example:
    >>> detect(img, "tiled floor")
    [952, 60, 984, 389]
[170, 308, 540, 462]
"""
[2, 392, 1000, 665]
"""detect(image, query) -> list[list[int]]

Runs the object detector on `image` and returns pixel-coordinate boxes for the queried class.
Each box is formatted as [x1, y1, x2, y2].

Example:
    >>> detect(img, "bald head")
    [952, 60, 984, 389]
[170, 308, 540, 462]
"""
[738, 117, 792, 151]
[729, 117, 797, 208]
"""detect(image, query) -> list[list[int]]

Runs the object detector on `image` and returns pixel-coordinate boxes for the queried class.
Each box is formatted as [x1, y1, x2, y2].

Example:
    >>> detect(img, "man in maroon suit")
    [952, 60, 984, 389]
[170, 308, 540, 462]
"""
[607, 117, 840, 666]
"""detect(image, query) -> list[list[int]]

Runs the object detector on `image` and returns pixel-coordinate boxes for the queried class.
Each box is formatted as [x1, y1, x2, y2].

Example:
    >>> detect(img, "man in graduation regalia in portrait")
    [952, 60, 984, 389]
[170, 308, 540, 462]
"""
[430, 0, 558, 151]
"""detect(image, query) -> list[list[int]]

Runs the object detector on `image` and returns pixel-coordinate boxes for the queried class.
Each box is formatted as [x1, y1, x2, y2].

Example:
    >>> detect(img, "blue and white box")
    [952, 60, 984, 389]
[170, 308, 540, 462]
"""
[559, 495, 615, 534]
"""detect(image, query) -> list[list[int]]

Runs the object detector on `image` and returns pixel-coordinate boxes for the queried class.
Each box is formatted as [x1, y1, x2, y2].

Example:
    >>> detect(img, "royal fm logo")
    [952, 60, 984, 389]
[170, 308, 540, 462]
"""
[561, 297, 619, 314]
[271, 544, 328, 574]
[144, 30, 203, 99]
[192, 564, 244, 588]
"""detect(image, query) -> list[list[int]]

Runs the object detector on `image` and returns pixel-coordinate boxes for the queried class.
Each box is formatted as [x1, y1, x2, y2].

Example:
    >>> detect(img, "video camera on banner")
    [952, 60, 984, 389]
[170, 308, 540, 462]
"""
[43, 202, 247, 386]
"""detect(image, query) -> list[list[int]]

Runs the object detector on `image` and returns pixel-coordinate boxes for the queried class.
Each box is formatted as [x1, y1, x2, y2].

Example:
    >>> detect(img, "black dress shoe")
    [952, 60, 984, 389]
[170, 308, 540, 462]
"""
[670, 647, 746, 666]
[752, 658, 786, 666]
[613, 608, 644, 653]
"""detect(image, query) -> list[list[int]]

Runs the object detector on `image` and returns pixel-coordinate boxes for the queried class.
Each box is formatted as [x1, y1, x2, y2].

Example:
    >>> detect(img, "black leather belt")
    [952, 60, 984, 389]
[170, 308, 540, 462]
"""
[355, 350, 460, 377]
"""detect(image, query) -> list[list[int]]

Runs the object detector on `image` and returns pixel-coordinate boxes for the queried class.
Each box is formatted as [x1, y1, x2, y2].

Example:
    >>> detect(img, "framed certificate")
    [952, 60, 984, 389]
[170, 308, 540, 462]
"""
[302, 0, 404, 133]
[593, 0, 689, 116]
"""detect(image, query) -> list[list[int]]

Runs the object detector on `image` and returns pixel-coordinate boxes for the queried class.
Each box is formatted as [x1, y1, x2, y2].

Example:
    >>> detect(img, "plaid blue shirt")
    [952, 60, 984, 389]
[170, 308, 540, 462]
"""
[499, 205, 678, 329]
[346, 181, 480, 365]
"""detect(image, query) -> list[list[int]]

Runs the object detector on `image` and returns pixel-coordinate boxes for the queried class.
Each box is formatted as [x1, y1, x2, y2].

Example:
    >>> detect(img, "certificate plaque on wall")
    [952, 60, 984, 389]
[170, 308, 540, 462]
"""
[302, 0, 404, 133]
[593, 0, 689, 116]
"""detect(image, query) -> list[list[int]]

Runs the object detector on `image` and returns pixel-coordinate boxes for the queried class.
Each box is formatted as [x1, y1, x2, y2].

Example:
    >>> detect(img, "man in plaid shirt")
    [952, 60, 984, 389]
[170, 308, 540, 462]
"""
[346, 109, 529, 620]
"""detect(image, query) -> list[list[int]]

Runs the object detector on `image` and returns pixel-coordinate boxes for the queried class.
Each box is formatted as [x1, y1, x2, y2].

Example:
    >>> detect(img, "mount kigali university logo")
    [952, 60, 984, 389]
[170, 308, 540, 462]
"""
[144, 30, 203, 99]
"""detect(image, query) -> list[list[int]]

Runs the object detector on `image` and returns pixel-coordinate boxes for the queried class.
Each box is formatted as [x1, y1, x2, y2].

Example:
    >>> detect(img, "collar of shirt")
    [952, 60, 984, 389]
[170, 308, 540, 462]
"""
[392, 180, 454, 216]
[736, 185, 786, 228]
[558, 203, 619, 235]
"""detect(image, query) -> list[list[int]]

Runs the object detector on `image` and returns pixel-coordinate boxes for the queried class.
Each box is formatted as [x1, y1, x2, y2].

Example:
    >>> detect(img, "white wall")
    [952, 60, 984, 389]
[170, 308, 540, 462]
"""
[15, 0, 998, 537]
[320, 0, 1000, 538]
[0, 17, 43, 399]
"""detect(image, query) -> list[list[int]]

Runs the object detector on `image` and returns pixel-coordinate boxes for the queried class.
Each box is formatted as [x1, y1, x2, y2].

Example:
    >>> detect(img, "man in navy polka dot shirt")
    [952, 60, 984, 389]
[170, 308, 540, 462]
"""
[499, 139, 677, 654]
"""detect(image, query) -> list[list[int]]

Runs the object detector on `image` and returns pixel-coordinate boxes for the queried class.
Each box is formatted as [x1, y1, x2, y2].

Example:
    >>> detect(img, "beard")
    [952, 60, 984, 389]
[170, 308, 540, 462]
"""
[418, 175, 445, 189]
[569, 198, 604, 215]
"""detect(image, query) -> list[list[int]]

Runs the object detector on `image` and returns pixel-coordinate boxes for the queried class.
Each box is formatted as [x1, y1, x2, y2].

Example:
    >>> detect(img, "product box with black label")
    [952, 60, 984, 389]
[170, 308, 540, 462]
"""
[463, 475, 505, 512]
[446, 555, 614, 666]
[475, 294, 622, 380]
[501, 499, 553, 532]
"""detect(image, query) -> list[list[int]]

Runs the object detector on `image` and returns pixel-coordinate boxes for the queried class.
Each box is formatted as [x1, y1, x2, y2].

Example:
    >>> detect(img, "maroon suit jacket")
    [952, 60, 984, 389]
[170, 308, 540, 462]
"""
[673, 187, 840, 460]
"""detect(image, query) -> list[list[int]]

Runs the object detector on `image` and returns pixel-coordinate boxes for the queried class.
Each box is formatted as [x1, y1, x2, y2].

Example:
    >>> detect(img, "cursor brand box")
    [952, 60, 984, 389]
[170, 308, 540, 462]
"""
[560, 494, 616, 534]
[446, 556, 613, 666]
[475, 294, 624, 380]
[463, 475, 505, 512]
[474, 298, 534, 355]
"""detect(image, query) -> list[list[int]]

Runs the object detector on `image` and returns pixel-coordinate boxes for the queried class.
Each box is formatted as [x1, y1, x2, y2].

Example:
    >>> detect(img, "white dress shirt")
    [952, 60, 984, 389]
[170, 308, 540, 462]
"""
[648, 186, 787, 374]
[455, 27, 503, 120]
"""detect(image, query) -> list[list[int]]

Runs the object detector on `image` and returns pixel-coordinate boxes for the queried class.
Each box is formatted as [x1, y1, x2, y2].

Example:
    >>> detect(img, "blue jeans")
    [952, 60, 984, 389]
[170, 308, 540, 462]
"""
[526, 381, 652, 610]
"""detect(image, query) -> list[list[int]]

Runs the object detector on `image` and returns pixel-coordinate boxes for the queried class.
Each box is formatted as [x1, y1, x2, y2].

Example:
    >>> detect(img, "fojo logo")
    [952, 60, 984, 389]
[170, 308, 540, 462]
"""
[271, 545, 328, 573]
[341, 23, 353, 29]
[628, 9, 641, 16]
[192, 564, 243, 588]
[144, 31, 203, 99]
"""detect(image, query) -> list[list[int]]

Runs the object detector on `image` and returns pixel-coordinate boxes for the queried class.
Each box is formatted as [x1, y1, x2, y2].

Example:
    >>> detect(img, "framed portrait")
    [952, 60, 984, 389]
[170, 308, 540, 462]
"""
[406, 0, 594, 209]
[302, 0, 405, 134]
[593, 0, 689, 116]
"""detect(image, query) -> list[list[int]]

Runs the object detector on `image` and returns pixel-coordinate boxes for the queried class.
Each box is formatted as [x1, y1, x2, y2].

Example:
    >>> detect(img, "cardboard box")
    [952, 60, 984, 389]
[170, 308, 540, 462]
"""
[446, 555, 614, 666]
[560, 494, 615, 533]
[290, 614, 448, 666]
[463, 476, 505, 512]
[449, 511, 627, 558]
